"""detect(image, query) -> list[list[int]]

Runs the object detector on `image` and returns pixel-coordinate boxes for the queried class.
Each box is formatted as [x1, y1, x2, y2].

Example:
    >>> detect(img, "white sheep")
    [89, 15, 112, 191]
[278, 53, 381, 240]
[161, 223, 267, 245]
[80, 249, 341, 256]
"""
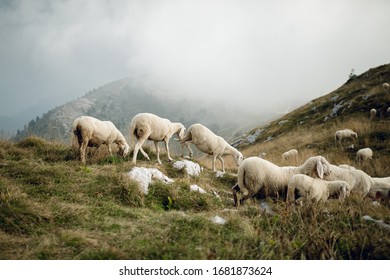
[72, 116, 129, 164]
[287, 174, 350, 204]
[232, 156, 331, 206]
[335, 129, 358, 144]
[129, 113, 188, 164]
[338, 164, 356, 170]
[282, 149, 298, 161]
[323, 164, 390, 196]
[387, 107, 390, 115]
[179, 123, 243, 172]
[370, 108, 377, 120]
[370, 177, 390, 201]
[356, 147, 373, 163]
[383, 82, 389, 93]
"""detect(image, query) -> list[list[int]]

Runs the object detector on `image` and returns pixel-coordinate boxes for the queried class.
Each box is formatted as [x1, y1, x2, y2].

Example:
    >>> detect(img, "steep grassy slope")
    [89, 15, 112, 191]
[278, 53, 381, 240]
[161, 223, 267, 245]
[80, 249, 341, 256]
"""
[233, 63, 390, 176]
[0, 136, 389, 260]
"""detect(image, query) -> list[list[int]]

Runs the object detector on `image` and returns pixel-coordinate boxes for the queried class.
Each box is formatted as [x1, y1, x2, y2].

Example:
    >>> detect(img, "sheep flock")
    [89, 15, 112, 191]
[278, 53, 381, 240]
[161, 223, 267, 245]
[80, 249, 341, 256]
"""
[69, 95, 389, 209]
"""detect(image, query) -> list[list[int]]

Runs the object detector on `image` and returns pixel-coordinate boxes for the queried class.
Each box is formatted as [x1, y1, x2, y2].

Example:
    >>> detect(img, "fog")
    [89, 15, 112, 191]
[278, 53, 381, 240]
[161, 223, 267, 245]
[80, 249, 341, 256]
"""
[1, 0, 390, 130]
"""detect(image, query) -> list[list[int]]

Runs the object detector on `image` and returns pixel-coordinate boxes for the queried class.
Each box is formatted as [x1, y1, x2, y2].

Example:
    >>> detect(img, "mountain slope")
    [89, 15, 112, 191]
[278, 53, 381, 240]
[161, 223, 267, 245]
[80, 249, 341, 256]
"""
[229, 63, 390, 177]
[14, 76, 264, 143]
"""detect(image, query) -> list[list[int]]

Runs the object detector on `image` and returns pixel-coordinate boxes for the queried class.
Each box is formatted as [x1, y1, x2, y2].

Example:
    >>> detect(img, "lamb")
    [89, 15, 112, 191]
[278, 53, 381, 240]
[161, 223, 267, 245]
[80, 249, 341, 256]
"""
[179, 123, 243, 172]
[129, 113, 188, 164]
[287, 174, 350, 204]
[356, 147, 373, 163]
[370, 108, 377, 120]
[232, 156, 331, 206]
[323, 164, 390, 196]
[282, 149, 298, 161]
[335, 129, 358, 144]
[72, 116, 129, 164]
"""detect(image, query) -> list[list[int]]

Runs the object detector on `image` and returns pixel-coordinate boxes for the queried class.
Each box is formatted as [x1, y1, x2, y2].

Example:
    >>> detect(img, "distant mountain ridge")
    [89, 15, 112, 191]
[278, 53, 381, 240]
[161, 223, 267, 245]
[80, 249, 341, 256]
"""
[14, 76, 263, 144]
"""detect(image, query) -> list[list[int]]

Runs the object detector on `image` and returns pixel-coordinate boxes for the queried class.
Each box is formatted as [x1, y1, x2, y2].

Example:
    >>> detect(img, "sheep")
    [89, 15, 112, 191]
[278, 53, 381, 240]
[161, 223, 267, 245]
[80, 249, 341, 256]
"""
[370, 108, 377, 120]
[323, 164, 390, 196]
[287, 174, 350, 204]
[356, 147, 373, 163]
[334, 129, 358, 144]
[387, 107, 390, 115]
[232, 155, 331, 206]
[383, 82, 389, 93]
[369, 177, 390, 201]
[282, 149, 298, 161]
[72, 116, 129, 164]
[338, 164, 356, 170]
[129, 113, 188, 164]
[179, 123, 243, 172]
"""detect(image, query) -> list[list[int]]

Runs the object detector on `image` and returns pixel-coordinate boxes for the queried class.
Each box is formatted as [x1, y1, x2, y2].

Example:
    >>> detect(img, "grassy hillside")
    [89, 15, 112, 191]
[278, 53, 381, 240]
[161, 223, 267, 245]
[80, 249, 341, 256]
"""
[0, 136, 389, 260]
[1, 64, 390, 260]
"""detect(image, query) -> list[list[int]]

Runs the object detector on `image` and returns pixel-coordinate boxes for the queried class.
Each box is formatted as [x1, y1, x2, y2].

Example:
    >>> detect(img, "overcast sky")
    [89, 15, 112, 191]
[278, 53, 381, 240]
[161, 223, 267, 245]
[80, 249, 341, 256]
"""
[1, 0, 390, 125]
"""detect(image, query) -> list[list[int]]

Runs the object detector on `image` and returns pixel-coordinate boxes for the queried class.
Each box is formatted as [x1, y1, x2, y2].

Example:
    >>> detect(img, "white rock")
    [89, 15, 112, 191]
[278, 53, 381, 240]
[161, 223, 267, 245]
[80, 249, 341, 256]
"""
[215, 171, 225, 178]
[190, 184, 207, 194]
[362, 215, 390, 230]
[173, 160, 202, 176]
[127, 167, 174, 194]
[210, 215, 227, 225]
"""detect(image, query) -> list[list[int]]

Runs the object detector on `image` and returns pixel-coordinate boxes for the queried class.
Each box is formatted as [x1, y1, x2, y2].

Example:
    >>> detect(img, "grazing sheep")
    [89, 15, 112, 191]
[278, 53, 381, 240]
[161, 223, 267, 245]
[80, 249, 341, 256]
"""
[335, 129, 358, 144]
[387, 107, 390, 115]
[72, 116, 130, 164]
[383, 82, 389, 93]
[356, 147, 373, 163]
[232, 156, 331, 206]
[287, 174, 350, 204]
[129, 113, 188, 164]
[369, 177, 390, 201]
[370, 108, 377, 120]
[179, 123, 243, 172]
[282, 149, 298, 161]
[323, 165, 390, 196]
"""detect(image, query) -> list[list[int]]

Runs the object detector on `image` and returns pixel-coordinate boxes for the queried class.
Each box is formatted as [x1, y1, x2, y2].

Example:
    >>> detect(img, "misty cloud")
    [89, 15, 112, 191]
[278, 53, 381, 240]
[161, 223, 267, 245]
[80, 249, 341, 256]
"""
[1, 0, 390, 129]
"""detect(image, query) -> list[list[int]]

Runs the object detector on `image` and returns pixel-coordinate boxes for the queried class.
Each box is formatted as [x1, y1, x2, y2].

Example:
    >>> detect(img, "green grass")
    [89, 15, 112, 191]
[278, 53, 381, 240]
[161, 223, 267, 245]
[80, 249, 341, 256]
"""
[1, 136, 390, 260]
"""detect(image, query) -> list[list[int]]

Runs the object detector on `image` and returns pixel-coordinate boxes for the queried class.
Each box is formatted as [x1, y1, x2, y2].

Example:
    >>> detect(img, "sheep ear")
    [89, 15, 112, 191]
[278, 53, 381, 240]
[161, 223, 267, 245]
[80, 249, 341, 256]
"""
[316, 161, 324, 179]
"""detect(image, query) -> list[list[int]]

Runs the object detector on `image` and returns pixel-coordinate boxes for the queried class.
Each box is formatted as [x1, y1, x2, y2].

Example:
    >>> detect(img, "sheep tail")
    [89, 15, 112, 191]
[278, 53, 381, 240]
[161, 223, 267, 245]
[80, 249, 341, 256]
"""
[70, 121, 82, 148]
[128, 120, 137, 151]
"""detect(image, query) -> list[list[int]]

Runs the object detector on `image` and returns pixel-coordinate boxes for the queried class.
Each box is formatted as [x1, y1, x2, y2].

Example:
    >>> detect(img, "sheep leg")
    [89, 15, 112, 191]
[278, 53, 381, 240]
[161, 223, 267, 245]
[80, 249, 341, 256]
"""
[132, 138, 150, 164]
[80, 141, 88, 164]
[180, 141, 193, 158]
[212, 155, 217, 172]
[163, 139, 173, 162]
[139, 147, 150, 160]
[107, 144, 113, 156]
[154, 141, 162, 164]
[217, 155, 225, 172]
